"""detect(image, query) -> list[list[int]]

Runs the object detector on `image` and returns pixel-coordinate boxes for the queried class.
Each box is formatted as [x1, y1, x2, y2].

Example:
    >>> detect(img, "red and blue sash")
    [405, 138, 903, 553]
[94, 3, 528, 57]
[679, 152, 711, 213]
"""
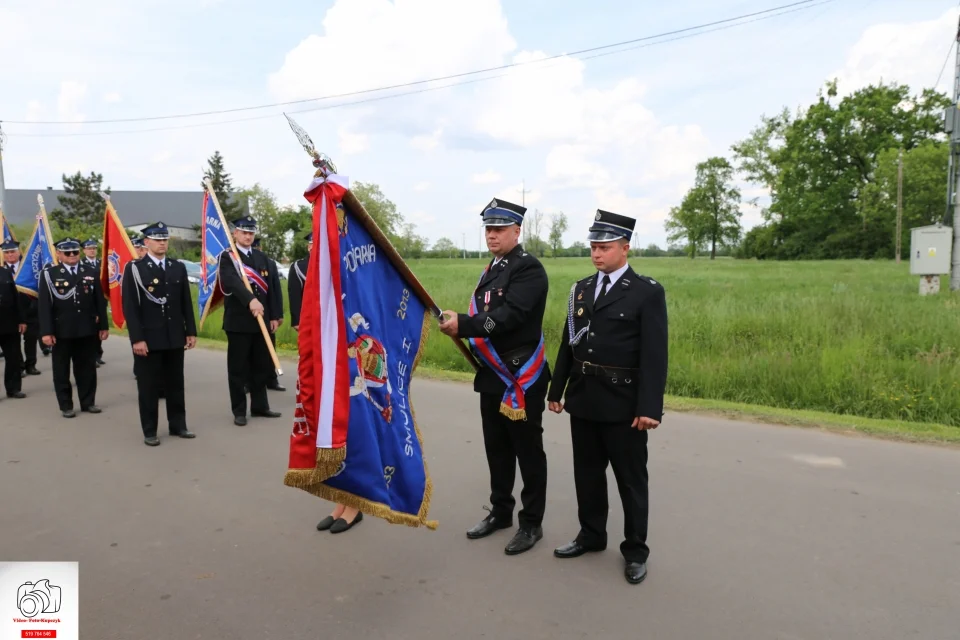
[232, 255, 268, 293]
[467, 266, 547, 421]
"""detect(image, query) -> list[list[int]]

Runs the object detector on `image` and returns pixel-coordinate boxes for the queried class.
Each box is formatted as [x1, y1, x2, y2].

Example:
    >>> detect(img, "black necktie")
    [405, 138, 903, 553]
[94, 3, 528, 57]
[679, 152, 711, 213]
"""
[159, 260, 165, 271]
[598, 274, 610, 299]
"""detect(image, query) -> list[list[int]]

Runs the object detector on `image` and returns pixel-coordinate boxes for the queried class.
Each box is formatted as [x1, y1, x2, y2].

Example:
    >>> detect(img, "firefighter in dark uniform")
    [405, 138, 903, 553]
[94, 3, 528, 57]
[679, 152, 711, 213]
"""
[547, 210, 668, 585]
[0, 241, 27, 400]
[253, 237, 285, 392]
[219, 216, 282, 426]
[121, 222, 198, 447]
[82, 238, 106, 367]
[287, 231, 311, 331]
[439, 198, 551, 556]
[38, 238, 110, 418]
[3, 240, 41, 376]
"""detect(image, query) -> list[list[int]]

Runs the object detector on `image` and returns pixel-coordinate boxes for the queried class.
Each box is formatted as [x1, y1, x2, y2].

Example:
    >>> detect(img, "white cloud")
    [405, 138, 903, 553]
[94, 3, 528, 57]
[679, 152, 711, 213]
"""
[471, 170, 502, 185]
[268, 0, 515, 101]
[338, 126, 369, 155]
[103, 92, 122, 103]
[831, 6, 960, 96]
[413, 181, 431, 192]
[57, 81, 88, 122]
[410, 127, 443, 151]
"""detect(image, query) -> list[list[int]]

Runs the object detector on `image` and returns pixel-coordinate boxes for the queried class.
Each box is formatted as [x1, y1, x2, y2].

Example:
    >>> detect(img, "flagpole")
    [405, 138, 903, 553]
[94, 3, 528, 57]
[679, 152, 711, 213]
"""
[203, 178, 283, 377]
[0, 203, 15, 243]
[36, 195, 58, 266]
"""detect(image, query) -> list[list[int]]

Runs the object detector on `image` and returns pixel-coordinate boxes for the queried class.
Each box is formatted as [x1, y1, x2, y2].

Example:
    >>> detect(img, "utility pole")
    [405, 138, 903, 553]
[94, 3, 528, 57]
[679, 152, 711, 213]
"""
[517, 179, 532, 207]
[948, 16, 960, 290]
[896, 148, 903, 264]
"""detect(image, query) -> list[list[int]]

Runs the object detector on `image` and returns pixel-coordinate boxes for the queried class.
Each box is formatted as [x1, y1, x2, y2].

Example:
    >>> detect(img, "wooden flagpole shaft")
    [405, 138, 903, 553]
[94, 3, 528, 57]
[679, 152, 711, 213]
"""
[342, 190, 480, 372]
[203, 179, 284, 377]
[36, 195, 59, 266]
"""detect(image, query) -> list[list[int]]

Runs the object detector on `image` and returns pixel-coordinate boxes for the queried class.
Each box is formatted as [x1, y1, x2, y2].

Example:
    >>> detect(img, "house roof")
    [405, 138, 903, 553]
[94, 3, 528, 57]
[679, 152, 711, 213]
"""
[1, 188, 249, 230]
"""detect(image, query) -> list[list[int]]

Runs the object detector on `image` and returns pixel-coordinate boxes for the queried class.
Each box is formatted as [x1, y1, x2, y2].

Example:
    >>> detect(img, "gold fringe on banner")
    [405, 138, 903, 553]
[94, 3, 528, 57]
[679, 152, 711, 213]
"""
[283, 310, 438, 530]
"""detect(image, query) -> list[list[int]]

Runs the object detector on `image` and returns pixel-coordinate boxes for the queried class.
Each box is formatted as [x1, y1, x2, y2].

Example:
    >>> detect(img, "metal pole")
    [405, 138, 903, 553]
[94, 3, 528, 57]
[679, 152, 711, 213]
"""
[896, 148, 903, 264]
[950, 16, 960, 290]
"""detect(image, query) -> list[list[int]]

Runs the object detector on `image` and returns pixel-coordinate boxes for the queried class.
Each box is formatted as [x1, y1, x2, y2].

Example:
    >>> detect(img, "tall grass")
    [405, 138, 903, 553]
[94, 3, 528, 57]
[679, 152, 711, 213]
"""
[189, 257, 960, 427]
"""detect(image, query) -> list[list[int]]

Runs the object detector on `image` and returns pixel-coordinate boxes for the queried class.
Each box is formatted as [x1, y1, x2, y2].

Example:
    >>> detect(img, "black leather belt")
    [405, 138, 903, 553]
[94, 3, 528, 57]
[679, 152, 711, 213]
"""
[501, 347, 533, 366]
[576, 358, 638, 380]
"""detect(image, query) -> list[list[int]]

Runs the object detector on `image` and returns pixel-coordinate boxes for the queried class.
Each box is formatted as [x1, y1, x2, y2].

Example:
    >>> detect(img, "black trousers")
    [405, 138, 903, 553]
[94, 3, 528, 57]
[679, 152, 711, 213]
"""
[21, 324, 39, 370]
[0, 332, 23, 395]
[226, 330, 271, 417]
[51, 335, 99, 411]
[268, 331, 279, 386]
[134, 347, 186, 437]
[479, 389, 548, 529]
[570, 416, 650, 563]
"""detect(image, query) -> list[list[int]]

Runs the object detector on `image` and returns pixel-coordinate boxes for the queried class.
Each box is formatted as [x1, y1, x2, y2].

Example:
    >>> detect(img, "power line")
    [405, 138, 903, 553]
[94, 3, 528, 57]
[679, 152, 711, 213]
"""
[934, 0, 960, 89]
[4, 0, 832, 139]
[3, 0, 824, 128]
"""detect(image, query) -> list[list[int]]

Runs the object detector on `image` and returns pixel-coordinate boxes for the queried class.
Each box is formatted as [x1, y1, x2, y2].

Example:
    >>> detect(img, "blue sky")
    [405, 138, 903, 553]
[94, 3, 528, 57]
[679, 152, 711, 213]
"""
[1, 0, 956, 252]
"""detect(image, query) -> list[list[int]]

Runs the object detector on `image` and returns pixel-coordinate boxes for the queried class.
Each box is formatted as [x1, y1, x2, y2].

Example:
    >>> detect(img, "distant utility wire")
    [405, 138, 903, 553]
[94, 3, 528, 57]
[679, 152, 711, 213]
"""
[3, 0, 833, 138]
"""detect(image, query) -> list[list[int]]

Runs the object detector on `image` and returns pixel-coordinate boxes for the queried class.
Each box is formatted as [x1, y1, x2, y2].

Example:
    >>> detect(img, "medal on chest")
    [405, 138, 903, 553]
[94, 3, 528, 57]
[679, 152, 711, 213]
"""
[483, 290, 491, 311]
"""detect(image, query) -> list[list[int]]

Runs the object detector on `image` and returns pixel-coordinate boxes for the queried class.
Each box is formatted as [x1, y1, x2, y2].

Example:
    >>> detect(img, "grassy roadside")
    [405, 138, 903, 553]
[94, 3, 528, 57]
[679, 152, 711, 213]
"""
[111, 329, 960, 447]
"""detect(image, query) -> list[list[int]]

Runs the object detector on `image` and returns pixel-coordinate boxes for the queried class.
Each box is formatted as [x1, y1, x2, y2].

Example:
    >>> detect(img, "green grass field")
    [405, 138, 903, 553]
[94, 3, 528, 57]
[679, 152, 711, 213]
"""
[188, 257, 960, 430]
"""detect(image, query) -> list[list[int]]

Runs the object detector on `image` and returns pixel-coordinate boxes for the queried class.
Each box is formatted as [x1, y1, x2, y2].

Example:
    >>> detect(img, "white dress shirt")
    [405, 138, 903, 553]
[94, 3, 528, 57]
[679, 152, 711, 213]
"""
[594, 262, 630, 301]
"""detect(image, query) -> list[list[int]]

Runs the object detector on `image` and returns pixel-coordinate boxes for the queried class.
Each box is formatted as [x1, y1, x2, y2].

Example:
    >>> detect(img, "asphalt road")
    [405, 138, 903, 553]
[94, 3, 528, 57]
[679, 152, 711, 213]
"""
[2, 338, 959, 640]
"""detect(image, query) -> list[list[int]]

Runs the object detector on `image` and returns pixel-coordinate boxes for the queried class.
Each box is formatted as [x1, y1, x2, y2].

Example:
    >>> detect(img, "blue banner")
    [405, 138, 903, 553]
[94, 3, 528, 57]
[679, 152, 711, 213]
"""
[15, 218, 56, 297]
[314, 200, 434, 527]
[1, 215, 14, 243]
[198, 191, 231, 328]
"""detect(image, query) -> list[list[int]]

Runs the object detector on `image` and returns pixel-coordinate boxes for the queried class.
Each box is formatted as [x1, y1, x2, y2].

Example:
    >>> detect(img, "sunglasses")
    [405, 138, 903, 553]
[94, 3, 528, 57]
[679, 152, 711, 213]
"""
[61, 250, 80, 256]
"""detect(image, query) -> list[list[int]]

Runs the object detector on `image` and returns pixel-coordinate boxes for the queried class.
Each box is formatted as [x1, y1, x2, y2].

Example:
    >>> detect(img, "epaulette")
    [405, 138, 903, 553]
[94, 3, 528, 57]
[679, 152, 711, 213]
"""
[636, 275, 663, 289]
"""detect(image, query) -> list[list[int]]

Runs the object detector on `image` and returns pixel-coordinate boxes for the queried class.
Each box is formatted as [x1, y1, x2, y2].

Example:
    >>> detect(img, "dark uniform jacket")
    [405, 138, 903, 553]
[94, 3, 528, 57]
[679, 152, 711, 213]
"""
[5, 263, 38, 328]
[0, 265, 26, 335]
[548, 266, 668, 423]
[287, 257, 308, 327]
[121, 256, 197, 351]
[456, 244, 551, 395]
[38, 262, 108, 338]
[219, 247, 282, 333]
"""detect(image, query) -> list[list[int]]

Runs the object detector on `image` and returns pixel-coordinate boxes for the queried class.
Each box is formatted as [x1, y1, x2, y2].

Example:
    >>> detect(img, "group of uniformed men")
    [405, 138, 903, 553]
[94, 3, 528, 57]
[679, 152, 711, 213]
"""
[0, 217, 300, 447]
[437, 199, 668, 586]
[2, 197, 667, 586]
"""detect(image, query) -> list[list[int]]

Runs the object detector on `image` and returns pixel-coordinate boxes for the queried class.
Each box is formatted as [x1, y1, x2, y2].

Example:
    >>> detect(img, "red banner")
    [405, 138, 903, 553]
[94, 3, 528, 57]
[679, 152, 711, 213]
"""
[100, 201, 137, 329]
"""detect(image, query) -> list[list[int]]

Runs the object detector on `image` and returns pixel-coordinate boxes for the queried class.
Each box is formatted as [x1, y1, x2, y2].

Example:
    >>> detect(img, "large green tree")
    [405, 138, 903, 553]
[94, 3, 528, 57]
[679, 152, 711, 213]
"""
[203, 151, 243, 220]
[49, 171, 111, 241]
[732, 81, 951, 259]
[666, 156, 742, 259]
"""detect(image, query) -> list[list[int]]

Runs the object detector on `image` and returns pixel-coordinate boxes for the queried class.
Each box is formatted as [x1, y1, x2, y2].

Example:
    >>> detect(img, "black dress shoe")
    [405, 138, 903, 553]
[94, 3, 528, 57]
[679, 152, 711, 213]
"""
[554, 540, 605, 558]
[251, 409, 282, 418]
[7, 391, 26, 399]
[466, 513, 513, 539]
[81, 405, 102, 414]
[268, 383, 286, 392]
[234, 415, 247, 426]
[61, 410, 76, 418]
[505, 526, 543, 555]
[330, 511, 363, 534]
[316, 515, 336, 531]
[25, 367, 41, 375]
[625, 562, 647, 584]
[173, 429, 196, 439]
[97, 358, 106, 365]
[144, 437, 161, 446]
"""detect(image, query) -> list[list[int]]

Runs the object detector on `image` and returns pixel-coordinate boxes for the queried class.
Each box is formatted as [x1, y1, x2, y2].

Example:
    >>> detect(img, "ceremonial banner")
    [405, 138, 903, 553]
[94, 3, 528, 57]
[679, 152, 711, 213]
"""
[283, 173, 438, 529]
[197, 191, 230, 328]
[0, 206, 15, 243]
[99, 199, 137, 328]
[15, 205, 57, 297]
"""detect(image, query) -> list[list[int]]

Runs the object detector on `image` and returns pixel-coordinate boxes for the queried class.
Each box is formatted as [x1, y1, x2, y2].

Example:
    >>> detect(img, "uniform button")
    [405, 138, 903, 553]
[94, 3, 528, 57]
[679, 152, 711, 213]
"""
[619, 313, 624, 317]
[589, 332, 595, 337]
[587, 349, 593, 354]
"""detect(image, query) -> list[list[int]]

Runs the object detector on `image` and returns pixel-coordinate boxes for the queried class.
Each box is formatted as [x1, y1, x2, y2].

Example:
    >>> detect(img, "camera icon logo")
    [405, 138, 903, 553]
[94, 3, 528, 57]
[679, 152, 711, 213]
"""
[17, 580, 61, 618]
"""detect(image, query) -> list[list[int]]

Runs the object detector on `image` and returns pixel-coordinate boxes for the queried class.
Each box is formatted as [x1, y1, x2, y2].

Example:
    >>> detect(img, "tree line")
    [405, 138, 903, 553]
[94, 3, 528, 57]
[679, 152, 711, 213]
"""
[666, 80, 952, 260]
